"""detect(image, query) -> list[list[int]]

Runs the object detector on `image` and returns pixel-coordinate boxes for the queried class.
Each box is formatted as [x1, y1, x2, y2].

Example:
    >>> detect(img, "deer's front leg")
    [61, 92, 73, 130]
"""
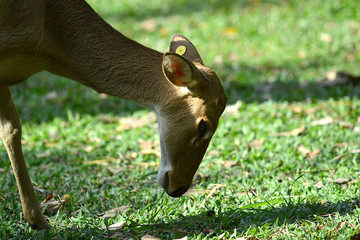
[0, 86, 50, 230]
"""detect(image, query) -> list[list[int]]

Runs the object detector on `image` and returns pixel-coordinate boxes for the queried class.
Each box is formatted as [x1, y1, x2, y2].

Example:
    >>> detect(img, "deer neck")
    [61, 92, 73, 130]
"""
[42, 0, 176, 109]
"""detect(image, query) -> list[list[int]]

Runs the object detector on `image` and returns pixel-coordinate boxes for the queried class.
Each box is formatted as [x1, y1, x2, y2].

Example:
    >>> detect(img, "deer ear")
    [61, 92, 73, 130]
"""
[162, 52, 205, 90]
[169, 34, 204, 65]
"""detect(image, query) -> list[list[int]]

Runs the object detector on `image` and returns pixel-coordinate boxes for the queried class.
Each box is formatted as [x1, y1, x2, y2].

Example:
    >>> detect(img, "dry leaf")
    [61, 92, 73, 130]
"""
[220, 160, 239, 169]
[273, 125, 305, 137]
[184, 189, 210, 196]
[139, 140, 160, 158]
[96, 114, 117, 123]
[247, 138, 265, 149]
[333, 178, 350, 185]
[339, 121, 353, 129]
[297, 146, 320, 159]
[309, 149, 321, 159]
[85, 145, 94, 153]
[314, 181, 324, 189]
[40, 194, 70, 215]
[174, 237, 188, 240]
[140, 19, 157, 32]
[108, 221, 125, 230]
[82, 157, 117, 166]
[141, 234, 161, 240]
[140, 149, 160, 157]
[335, 142, 348, 148]
[206, 184, 224, 200]
[319, 32, 332, 42]
[311, 116, 334, 126]
[224, 100, 242, 115]
[297, 145, 311, 156]
[98, 206, 129, 219]
[330, 221, 346, 236]
[36, 150, 51, 159]
[117, 112, 156, 131]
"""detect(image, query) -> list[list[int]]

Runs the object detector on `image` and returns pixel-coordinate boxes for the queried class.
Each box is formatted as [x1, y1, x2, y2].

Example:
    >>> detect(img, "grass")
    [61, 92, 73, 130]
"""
[1, 0, 360, 239]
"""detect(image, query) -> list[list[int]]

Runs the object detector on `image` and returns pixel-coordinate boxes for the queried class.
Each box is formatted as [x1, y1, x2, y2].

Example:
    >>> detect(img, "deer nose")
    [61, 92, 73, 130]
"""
[167, 186, 189, 198]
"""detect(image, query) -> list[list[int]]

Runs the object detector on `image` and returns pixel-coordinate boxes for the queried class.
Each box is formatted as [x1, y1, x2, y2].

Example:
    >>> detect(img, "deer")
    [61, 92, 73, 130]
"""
[0, 0, 227, 230]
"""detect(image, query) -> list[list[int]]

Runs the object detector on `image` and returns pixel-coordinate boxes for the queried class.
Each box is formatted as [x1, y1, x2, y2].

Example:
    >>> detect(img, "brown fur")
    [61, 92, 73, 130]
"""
[0, 0, 226, 229]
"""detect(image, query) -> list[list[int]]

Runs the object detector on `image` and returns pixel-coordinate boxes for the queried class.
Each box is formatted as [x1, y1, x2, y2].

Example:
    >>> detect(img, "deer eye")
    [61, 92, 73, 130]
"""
[198, 119, 208, 136]
[193, 119, 209, 146]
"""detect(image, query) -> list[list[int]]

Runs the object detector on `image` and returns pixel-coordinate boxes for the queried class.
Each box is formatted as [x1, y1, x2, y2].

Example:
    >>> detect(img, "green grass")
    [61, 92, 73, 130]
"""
[1, 0, 360, 239]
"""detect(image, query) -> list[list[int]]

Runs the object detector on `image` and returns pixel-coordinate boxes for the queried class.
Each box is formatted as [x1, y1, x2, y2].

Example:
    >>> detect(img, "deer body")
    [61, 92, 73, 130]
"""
[0, 0, 226, 229]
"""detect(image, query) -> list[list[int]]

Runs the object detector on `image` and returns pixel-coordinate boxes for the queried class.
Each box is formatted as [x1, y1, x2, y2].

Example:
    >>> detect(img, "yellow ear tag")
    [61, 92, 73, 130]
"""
[176, 45, 186, 56]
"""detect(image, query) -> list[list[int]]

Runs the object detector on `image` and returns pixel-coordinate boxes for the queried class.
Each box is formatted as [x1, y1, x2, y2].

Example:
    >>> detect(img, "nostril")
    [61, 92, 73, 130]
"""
[168, 186, 189, 198]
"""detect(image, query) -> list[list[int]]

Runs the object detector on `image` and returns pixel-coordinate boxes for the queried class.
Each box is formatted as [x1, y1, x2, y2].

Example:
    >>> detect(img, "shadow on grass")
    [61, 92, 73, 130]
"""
[21, 197, 357, 239]
[124, 197, 360, 238]
[216, 60, 360, 105]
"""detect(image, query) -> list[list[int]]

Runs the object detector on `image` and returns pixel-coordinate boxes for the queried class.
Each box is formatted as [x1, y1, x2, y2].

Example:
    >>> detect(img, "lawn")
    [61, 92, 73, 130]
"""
[1, 0, 360, 239]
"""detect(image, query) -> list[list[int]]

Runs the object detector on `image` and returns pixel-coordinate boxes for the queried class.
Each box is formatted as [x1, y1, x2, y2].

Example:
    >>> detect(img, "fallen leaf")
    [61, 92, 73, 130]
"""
[202, 229, 215, 235]
[335, 142, 348, 148]
[273, 125, 305, 137]
[40, 194, 70, 216]
[333, 178, 350, 185]
[351, 149, 360, 154]
[108, 221, 125, 230]
[206, 184, 224, 200]
[96, 114, 117, 123]
[141, 234, 161, 240]
[297, 146, 320, 159]
[329, 221, 346, 236]
[82, 157, 117, 166]
[247, 138, 264, 149]
[139, 140, 160, 158]
[207, 150, 220, 157]
[311, 116, 334, 126]
[98, 206, 130, 219]
[184, 189, 210, 196]
[220, 160, 239, 169]
[314, 181, 324, 189]
[42, 193, 54, 203]
[339, 121, 353, 129]
[319, 32, 332, 42]
[117, 112, 156, 131]
[140, 19, 157, 32]
[36, 150, 51, 159]
[85, 145, 94, 153]
[174, 237, 188, 240]
[297, 145, 310, 156]
[224, 100, 242, 115]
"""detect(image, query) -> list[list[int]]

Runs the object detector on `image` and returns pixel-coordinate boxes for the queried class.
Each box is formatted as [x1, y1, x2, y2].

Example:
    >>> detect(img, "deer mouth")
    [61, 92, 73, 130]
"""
[167, 186, 189, 198]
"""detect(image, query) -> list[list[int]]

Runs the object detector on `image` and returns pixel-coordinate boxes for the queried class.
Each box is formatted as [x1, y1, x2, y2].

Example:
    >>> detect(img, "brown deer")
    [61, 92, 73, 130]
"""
[0, 0, 227, 229]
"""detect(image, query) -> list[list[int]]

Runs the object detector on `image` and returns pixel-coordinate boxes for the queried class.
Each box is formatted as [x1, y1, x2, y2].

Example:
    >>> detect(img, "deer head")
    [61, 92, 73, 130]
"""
[157, 34, 227, 197]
